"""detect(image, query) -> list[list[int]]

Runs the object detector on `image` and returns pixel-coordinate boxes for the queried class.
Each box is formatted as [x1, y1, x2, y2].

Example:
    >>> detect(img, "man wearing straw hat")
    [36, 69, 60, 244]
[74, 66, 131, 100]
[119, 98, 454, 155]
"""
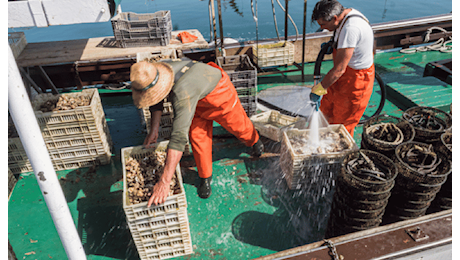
[130, 58, 264, 206]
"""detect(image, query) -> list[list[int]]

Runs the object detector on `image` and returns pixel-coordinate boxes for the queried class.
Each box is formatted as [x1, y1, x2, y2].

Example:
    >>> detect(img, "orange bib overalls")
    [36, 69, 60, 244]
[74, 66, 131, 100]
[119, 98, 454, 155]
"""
[189, 62, 259, 178]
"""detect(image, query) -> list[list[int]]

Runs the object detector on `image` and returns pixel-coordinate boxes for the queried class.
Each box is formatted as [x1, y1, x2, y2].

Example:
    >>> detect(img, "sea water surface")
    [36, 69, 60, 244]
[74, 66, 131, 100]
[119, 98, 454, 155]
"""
[10, 0, 452, 44]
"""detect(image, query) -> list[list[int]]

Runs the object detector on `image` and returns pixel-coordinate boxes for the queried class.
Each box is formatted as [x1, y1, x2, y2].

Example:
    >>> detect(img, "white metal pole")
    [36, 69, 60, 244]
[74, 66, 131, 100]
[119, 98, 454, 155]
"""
[8, 45, 87, 260]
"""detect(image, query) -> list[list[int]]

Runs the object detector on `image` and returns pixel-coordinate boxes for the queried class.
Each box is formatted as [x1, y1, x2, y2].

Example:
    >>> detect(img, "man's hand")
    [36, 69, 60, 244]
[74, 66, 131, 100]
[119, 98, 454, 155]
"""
[310, 82, 327, 111]
[147, 179, 170, 207]
[143, 130, 159, 148]
[147, 149, 183, 207]
[144, 109, 162, 148]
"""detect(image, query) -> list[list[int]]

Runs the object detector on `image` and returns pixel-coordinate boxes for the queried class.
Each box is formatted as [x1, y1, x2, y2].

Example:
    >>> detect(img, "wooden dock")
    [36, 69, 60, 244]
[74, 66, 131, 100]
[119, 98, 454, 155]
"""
[15, 29, 209, 67]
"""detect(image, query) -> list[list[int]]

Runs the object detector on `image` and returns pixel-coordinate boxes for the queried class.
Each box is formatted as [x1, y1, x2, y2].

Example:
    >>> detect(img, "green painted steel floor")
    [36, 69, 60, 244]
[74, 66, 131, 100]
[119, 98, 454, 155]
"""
[8, 49, 452, 260]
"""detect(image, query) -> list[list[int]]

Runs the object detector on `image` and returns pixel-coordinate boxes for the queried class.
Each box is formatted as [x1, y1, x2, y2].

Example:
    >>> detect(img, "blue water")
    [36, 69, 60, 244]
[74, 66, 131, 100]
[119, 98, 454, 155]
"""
[10, 0, 452, 43]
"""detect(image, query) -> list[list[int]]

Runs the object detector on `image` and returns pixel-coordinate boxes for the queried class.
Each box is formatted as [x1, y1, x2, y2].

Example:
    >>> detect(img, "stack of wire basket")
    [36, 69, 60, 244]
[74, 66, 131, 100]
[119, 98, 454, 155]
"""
[429, 130, 452, 210]
[8, 89, 113, 174]
[326, 150, 398, 238]
[385, 141, 451, 222]
[217, 55, 257, 117]
[111, 11, 172, 48]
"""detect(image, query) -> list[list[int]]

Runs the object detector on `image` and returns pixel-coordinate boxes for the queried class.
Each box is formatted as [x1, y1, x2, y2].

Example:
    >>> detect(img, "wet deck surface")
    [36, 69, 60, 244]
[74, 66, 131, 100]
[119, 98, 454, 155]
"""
[8, 50, 451, 259]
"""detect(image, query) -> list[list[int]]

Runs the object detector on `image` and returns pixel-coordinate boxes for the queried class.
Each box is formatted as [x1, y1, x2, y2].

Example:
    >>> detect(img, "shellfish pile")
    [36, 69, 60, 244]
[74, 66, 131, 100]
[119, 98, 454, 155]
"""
[39, 95, 90, 112]
[291, 131, 348, 155]
[125, 151, 180, 204]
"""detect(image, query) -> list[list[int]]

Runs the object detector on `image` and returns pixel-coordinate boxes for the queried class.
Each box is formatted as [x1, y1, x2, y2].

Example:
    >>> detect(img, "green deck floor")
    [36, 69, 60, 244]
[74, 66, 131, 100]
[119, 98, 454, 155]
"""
[8, 49, 452, 260]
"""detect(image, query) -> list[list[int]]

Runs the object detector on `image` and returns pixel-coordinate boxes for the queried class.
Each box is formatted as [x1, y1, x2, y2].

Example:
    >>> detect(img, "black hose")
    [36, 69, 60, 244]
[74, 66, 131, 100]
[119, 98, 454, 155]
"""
[313, 42, 386, 124]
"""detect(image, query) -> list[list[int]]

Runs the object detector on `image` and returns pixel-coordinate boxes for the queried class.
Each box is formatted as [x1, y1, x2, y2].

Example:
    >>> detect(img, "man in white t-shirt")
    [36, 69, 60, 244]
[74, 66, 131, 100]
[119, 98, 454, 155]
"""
[310, 0, 375, 137]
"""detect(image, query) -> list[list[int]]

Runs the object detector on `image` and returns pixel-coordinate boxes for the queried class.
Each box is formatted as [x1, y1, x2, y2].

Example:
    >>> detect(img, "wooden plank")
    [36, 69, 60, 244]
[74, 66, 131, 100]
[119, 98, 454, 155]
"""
[16, 29, 209, 67]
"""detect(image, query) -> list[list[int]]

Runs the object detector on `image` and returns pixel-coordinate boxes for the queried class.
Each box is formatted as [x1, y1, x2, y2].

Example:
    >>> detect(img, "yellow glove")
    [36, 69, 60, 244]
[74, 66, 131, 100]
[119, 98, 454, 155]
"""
[311, 82, 328, 96]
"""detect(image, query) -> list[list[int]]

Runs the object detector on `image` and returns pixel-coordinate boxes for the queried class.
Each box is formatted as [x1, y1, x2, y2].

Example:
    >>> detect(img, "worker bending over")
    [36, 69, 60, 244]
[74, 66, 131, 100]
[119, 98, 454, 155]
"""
[310, 0, 375, 137]
[130, 58, 264, 206]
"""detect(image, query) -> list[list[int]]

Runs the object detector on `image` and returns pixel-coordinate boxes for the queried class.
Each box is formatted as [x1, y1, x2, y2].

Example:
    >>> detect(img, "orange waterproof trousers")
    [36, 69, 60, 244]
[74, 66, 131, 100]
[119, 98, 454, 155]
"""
[320, 64, 375, 137]
[189, 62, 259, 178]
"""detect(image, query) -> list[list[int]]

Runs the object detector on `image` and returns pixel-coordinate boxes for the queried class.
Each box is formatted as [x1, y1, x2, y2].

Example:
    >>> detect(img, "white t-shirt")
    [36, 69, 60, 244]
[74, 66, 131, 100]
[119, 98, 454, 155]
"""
[334, 9, 374, 70]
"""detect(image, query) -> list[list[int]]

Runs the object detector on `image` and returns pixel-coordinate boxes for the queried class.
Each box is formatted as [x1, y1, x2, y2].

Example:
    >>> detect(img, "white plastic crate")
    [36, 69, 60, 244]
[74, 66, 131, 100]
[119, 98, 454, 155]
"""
[111, 11, 172, 48]
[122, 143, 193, 260]
[8, 89, 113, 174]
[253, 41, 295, 67]
[280, 124, 358, 189]
[250, 110, 306, 142]
[8, 32, 27, 59]
[141, 101, 174, 132]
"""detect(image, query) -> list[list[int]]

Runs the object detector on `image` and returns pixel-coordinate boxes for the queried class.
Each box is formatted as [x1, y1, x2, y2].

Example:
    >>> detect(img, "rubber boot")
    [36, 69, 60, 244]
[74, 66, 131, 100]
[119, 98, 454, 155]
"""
[252, 138, 264, 157]
[198, 176, 212, 199]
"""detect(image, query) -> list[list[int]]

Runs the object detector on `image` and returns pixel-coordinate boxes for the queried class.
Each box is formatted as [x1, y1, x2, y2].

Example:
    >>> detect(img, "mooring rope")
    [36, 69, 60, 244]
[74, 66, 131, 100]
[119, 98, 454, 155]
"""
[400, 26, 452, 54]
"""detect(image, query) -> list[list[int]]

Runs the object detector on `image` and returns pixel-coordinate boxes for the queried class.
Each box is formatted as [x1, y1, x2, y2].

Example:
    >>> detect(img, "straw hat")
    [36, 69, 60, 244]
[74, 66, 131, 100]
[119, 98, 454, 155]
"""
[130, 61, 174, 108]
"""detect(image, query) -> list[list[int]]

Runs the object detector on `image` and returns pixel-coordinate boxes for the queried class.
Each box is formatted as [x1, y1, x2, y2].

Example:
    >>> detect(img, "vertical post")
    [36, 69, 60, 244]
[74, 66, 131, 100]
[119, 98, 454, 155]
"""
[302, 0, 307, 82]
[210, 0, 218, 61]
[8, 45, 86, 260]
[284, 0, 289, 68]
[217, 0, 224, 57]
[284, 0, 289, 42]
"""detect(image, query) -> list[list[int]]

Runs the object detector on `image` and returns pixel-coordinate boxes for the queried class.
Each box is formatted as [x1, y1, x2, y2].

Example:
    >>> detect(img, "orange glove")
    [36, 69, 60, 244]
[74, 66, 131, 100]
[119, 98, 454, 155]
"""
[177, 31, 198, 43]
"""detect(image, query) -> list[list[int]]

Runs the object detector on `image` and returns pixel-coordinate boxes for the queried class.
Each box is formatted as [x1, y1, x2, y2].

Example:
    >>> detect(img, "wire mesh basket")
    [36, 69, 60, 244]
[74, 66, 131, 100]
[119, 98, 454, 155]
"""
[402, 106, 452, 143]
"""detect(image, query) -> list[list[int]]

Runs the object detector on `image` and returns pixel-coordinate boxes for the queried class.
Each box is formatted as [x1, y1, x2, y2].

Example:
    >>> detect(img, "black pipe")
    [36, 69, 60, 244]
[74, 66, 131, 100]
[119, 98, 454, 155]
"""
[313, 42, 386, 124]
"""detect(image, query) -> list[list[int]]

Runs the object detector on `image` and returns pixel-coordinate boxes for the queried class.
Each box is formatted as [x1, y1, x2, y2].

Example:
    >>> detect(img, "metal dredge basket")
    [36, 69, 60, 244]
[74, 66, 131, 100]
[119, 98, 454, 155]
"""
[335, 188, 391, 211]
[402, 106, 452, 143]
[362, 115, 415, 157]
[438, 131, 452, 161]
[394, 141, 451, 185]
[339, 150, 398, 193]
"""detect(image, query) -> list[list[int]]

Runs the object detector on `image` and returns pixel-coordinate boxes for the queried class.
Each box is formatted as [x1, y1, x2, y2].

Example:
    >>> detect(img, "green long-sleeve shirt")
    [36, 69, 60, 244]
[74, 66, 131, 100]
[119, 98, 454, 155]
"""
[150, 59, 222, 152]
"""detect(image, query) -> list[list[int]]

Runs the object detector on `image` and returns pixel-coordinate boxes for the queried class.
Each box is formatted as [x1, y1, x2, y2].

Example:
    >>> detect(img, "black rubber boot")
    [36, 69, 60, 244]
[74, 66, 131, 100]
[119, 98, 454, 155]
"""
[252, 139, 264, 157]
[198, 176, 212, 199]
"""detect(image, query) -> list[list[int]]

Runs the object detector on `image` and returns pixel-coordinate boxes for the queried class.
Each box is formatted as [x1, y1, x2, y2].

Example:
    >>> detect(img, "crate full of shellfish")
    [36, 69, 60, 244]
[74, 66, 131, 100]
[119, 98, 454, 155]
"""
[8, 89, 113, 174]
[121, 142, 193, 260]
[280, 124, 358, 189]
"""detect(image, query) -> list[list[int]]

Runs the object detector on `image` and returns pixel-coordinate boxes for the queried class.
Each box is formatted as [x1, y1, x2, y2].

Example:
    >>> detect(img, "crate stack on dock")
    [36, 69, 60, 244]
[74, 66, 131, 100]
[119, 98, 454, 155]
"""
[122, 143, 193, 260]
[217, 55, 258, 117]
[8, 89, 113, 174]
[111, 11, 172, 48]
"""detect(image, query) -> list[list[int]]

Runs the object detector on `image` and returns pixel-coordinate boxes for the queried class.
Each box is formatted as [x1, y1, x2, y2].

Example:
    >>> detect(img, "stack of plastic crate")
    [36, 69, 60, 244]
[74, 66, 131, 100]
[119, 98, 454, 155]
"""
[122, 143, 193, 260]
[217, 55, 257, 116]
[141, 100, 175, 141]
[111, 11, 172, 48]
[8, 89, 113, 174]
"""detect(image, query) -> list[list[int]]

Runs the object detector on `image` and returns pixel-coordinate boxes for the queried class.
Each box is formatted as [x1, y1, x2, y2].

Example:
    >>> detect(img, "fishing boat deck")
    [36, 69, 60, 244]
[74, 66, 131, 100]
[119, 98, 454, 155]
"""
[8, 49, 452, 259]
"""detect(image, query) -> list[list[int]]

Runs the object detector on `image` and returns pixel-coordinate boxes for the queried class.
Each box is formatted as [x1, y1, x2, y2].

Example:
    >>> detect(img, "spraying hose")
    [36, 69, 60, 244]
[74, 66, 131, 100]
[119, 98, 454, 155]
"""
[314, 41, 387, 124]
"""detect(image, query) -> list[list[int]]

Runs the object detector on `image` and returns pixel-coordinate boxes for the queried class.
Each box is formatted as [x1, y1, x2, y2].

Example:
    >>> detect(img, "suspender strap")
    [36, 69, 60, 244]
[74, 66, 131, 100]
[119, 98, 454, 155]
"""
[174, 60, 196, 83]
[333, 14, 370, 48]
